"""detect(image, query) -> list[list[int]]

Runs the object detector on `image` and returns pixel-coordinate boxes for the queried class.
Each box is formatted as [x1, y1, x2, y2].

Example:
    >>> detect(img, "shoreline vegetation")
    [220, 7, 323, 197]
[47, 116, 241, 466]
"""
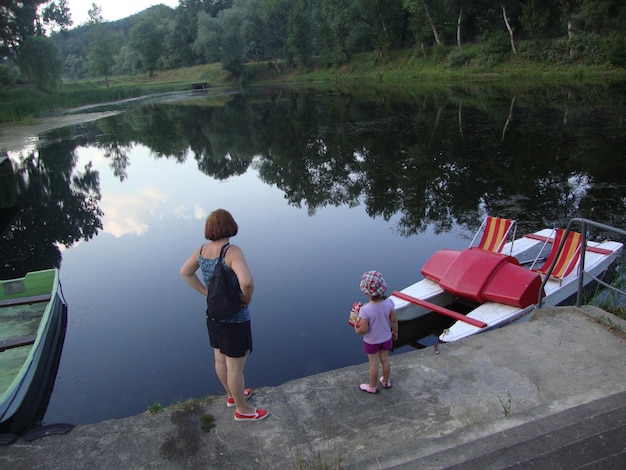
[2, 50, 626, 124]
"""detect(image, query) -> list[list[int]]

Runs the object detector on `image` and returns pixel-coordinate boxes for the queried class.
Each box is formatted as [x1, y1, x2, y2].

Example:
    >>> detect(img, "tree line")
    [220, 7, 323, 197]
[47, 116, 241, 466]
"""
[1, 0, 626, 91]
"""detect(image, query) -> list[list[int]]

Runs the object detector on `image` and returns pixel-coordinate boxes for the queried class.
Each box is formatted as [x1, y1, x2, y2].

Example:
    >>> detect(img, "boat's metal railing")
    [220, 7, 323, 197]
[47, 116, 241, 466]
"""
[537, 218, 626, 308]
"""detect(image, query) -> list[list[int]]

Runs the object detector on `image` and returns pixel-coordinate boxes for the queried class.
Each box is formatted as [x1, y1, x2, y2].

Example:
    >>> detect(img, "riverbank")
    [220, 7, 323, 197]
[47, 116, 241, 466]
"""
[1, 305, 625, 469]
[2, 52, 626, 124]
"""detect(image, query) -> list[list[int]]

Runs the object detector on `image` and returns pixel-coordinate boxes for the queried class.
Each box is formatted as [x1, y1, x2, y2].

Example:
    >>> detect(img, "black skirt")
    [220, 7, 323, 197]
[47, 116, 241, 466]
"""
[206, 319, 253, 358]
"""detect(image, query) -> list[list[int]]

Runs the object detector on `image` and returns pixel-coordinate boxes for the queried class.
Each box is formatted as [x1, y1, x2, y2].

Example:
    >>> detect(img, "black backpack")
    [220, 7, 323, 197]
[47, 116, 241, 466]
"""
[206, 243, 242, 321]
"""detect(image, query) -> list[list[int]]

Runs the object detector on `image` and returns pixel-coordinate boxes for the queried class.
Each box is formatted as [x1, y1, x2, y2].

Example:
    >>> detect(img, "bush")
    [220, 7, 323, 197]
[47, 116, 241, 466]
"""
[485, 31, 512, 56]
[475, 31, 511, 66]
[18, 36, 63, 91]
[430, 45, 448, 62]
[608, 42, 626, 68]
[0, 64, 21, 86]
[528, 38, 570, 64]
[446, 50, 473, 68]
[568, 33, 608, 65]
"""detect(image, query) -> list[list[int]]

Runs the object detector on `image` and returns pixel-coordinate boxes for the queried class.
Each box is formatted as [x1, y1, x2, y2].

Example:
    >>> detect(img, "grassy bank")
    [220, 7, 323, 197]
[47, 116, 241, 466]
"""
[0, 63, 232, 123]
[591, 263, 626, 321]
[0, 78, 197, 124]
[1, 52, 625, 123]
[250, 48, 626, 84]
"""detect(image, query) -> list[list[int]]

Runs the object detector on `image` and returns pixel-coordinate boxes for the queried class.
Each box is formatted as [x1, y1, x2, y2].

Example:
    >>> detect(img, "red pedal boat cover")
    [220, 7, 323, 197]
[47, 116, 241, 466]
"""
[421, 248, 543, 308]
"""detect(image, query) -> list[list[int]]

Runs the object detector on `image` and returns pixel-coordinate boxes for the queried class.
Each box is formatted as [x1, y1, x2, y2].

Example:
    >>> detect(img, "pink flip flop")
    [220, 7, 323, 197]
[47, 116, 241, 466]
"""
[359, 383, 379, 394]
[379, 377, 392, 389]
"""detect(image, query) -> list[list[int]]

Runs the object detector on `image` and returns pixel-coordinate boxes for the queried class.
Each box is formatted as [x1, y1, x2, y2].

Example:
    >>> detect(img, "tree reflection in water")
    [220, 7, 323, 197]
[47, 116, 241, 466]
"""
[2, 82, 625, 275]
[0, 130, 102, 279]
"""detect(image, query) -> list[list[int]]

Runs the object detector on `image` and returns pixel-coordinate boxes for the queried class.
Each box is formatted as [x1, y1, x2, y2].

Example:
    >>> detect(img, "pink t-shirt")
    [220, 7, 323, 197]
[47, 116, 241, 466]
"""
[359, 298, 394, 345]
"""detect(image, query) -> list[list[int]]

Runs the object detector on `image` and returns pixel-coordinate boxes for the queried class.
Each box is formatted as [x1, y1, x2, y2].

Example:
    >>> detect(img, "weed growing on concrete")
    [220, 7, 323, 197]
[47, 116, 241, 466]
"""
[600, 315, 624, 332]
[174, 395, 217, 411]
[497, 391, 512, 417]
[175, 399, 202, 412]
[148, 401, 165, 414]
[596, 298, 626, 320]
[588, 314, 626, 339]
[200, 413, 216, 432]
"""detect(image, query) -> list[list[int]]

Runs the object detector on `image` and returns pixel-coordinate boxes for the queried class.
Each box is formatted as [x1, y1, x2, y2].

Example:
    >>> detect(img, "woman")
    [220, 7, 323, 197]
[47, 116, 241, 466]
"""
[180, 209, 268, 421]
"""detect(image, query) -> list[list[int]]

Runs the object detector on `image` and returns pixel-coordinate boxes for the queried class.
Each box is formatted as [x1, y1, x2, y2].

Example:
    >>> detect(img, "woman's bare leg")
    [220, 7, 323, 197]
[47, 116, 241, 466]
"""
[214, 348, 230, 396]
[225, 353, 255, 414]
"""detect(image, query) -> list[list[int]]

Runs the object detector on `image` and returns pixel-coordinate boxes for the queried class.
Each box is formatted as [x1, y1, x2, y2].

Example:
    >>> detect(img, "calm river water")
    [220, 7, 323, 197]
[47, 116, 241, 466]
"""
[1, 82, 625, 425]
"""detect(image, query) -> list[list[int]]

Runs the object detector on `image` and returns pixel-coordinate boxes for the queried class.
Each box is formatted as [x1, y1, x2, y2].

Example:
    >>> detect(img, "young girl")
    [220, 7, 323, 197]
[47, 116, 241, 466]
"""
[354, 271, 398, 393]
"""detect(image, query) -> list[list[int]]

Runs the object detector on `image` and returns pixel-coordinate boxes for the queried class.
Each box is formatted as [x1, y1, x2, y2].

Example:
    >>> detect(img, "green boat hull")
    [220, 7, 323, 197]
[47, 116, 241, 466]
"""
[0, 269, 67, 435]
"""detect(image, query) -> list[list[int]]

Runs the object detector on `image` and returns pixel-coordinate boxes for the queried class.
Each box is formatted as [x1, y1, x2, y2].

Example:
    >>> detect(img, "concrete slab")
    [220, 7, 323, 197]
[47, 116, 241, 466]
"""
[1, 306, 625, 469]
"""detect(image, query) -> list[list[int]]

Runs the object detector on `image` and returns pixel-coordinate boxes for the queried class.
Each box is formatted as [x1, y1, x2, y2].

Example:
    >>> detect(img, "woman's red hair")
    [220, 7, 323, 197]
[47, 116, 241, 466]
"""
[204, 209, 238, 240]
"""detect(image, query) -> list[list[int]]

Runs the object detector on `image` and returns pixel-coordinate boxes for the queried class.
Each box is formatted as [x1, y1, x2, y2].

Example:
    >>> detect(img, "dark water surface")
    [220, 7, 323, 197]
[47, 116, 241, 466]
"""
[1, 83, 625, 425]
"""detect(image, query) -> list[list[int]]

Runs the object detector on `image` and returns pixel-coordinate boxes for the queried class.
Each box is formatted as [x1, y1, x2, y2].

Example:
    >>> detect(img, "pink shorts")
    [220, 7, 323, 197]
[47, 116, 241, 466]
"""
[363, 338, 393, 354]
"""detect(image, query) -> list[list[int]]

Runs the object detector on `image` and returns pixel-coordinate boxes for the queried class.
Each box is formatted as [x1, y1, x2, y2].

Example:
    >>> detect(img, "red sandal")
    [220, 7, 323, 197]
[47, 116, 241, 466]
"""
[226, 388, 252, 407]
[234, 408, 269, 421]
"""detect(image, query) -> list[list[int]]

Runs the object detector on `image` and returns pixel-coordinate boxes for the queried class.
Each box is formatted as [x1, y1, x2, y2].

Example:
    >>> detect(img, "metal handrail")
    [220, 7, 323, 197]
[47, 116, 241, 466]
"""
[537, 218, 626, 308]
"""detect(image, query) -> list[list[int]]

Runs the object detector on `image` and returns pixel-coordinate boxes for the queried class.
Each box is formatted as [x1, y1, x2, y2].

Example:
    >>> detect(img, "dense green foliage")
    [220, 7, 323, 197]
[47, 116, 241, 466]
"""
[0, 0, 71, 56]
[129, 15, 167, 77]
[85, 5, 120, 87]
[17, 36, 63, 91]
[41, 0, 626, 81]
[1, 0, 625, 93]
[1, 1, 71, 90]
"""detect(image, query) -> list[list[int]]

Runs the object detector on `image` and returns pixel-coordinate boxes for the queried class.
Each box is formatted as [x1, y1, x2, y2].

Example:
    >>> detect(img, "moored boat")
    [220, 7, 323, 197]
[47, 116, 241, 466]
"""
[0, 269, 67, 435]
[391, 219, 623, 344]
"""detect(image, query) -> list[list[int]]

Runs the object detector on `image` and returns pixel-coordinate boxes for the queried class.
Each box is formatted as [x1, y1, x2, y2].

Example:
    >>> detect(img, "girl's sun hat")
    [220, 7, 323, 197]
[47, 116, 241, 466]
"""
[360, 271, 387, 297]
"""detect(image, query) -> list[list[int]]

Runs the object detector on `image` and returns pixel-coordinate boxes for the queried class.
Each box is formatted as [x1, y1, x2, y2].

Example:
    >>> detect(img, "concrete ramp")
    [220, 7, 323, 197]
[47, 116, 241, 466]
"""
[1, 306, 625, 469]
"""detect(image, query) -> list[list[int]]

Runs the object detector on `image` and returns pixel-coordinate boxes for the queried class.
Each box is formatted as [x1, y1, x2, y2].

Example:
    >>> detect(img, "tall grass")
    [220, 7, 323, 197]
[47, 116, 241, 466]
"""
[591, 261, 626, 320]
[286, 49, 626, 85]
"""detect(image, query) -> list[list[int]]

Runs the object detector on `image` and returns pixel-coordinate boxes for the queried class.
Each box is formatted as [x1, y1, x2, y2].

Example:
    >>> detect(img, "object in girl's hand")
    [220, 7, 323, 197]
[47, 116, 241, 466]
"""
[348, 302, 362, 327]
